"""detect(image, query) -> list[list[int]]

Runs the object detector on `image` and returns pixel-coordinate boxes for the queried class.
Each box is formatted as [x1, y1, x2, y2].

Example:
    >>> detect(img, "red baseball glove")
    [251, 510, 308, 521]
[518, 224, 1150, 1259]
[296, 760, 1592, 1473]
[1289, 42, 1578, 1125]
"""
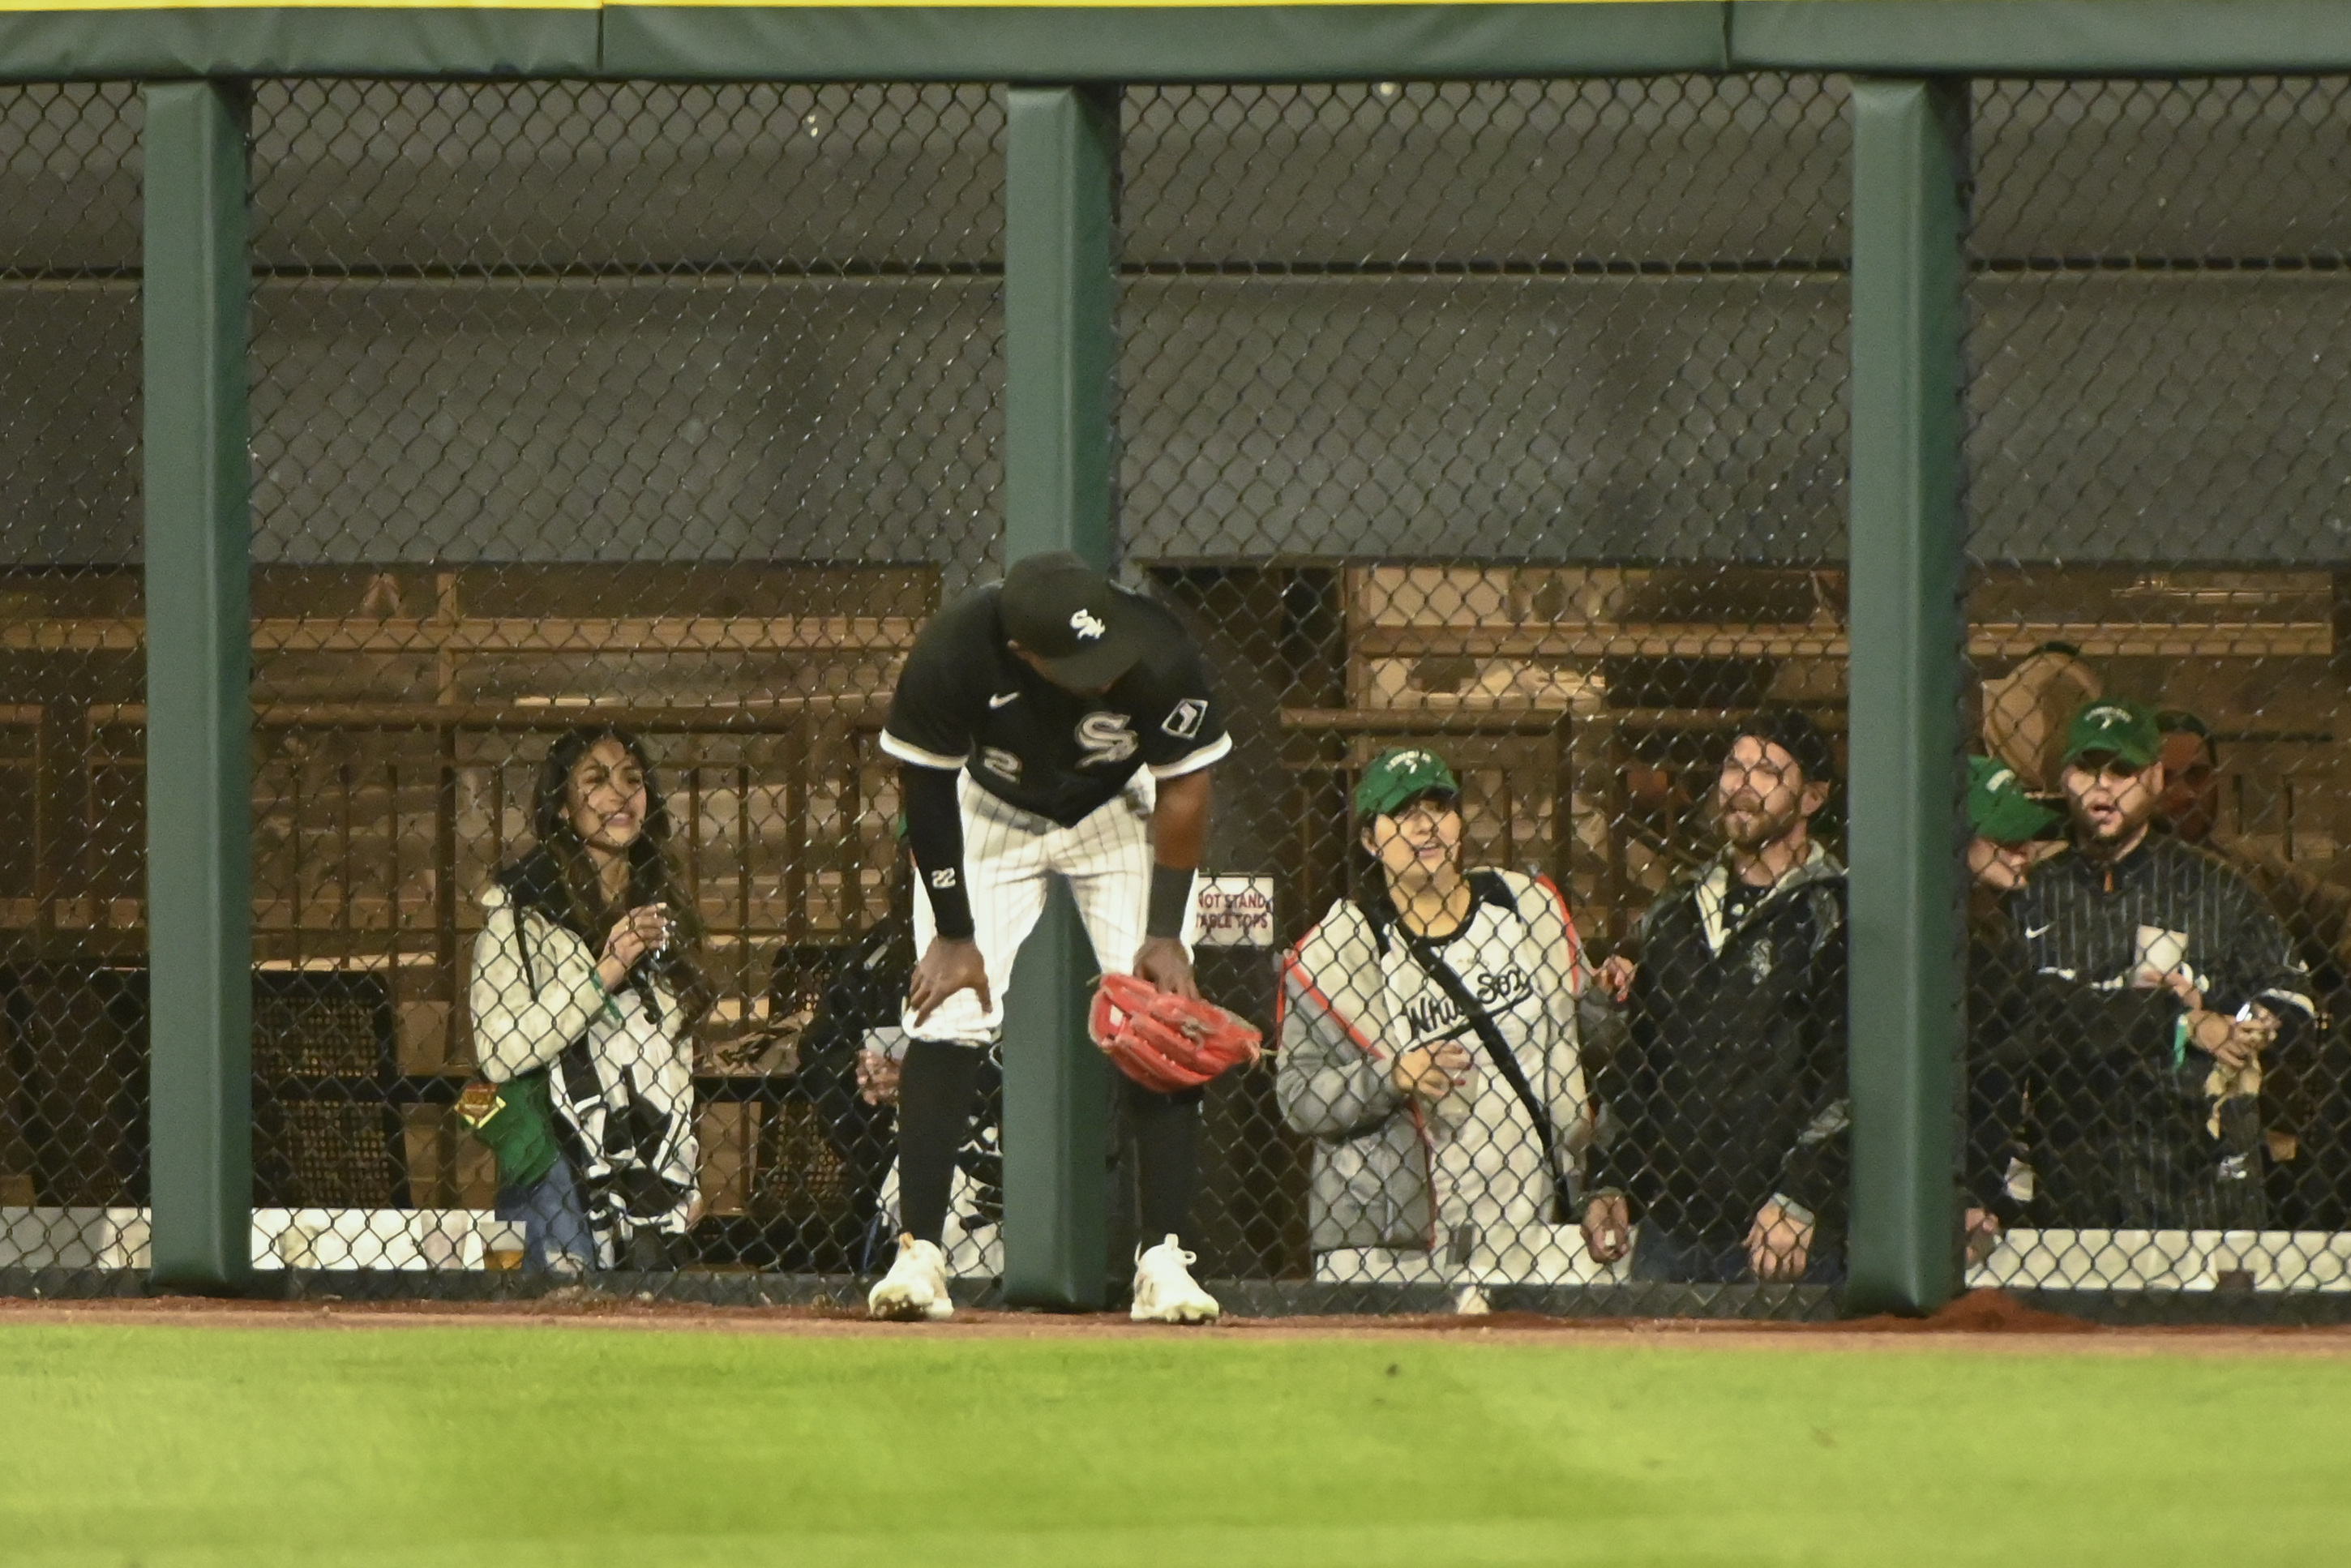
[1087, 972, 1263, 1095]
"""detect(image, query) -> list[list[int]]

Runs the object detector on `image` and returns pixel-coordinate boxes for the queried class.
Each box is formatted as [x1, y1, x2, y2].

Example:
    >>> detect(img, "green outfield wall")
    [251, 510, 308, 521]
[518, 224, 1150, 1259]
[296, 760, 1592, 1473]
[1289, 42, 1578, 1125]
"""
[6, 2, 2351, 82]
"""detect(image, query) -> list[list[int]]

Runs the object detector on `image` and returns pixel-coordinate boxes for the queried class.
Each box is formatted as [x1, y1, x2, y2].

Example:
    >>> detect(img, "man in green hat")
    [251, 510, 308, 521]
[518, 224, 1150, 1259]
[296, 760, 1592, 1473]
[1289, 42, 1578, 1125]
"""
[1997, 698, 2314, 1230]
[2057, 699, 2165, 854]
[1959, 756, 2058, 1266]
[1967, 755, 2058, 894]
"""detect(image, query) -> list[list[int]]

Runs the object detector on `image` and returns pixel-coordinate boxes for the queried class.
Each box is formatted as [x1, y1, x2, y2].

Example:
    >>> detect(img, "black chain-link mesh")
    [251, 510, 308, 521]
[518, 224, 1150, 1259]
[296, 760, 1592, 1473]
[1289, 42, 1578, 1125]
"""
[1116, 78, 1853, 1315]
[0, 84, 145, 1291]
[237, 81, 1000, 1290]
[1963, 78, 2351, 1311]
[14, 70, 2349, 1319]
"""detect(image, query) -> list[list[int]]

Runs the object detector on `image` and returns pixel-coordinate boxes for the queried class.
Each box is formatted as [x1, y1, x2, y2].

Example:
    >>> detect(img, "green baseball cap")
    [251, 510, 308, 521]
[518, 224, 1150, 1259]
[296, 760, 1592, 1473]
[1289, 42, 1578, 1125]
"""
[1968, 756, 2058, 845]
[1355, 748, 1460, 819]
[2061, 698, 2161, 770]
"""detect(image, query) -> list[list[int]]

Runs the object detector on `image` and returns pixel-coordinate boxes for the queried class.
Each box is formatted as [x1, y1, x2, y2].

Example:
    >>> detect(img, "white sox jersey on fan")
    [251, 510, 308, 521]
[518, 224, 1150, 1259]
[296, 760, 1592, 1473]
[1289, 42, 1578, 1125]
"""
[880, 581, 1231, 1043]
[1279, 870, 1591, 1280]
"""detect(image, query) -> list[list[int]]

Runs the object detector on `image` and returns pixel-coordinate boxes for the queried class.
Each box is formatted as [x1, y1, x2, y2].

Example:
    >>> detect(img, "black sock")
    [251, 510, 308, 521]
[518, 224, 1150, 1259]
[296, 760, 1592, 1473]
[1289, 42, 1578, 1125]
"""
[896, 1040, 984, 1246]
[1128, 1081, 1204, 1247]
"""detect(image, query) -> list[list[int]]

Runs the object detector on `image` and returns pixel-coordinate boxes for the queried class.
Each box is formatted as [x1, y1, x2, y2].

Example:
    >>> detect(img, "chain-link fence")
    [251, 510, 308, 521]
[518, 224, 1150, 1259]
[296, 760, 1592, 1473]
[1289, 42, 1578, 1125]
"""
[0, 84, 146, 1291]
[1117, 77, 1853, 1316]
[237, 80, 999, 1288]
[1962, 77, 2351, 1316]
[8, 71, 2351, 1319]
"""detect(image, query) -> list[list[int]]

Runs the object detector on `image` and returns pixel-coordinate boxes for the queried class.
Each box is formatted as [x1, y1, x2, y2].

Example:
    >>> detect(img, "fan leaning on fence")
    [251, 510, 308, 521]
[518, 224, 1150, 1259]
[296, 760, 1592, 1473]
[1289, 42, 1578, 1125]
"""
[1277, 748, 1594, 1313]
[460, 727, 715, 1274]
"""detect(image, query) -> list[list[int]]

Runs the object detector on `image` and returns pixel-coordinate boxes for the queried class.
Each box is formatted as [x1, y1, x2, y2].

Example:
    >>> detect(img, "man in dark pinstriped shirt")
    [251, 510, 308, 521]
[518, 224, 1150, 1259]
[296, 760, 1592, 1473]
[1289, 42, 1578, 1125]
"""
[2006, 700, 2314, 1230]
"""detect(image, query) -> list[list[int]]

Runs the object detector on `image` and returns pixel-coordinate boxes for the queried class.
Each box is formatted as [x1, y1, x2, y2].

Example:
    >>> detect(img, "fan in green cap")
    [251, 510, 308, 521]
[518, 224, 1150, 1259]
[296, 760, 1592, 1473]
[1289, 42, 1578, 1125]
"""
[1967, 755, 2057, 893]
[2060, 697, 2161, 771]
[1354, 748, 1462, 820]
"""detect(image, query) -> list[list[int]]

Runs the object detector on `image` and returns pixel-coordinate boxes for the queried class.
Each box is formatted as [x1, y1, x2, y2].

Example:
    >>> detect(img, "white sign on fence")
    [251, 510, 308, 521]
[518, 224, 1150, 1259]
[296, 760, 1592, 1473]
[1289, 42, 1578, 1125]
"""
[1193, 874, 1276, 948]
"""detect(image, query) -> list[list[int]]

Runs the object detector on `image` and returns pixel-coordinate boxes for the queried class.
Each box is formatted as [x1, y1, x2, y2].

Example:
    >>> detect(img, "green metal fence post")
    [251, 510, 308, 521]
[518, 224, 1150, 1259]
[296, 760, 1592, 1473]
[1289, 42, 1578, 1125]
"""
[1000, 84, 1120, 1309]
[142, 80, 253, 1292]
[1845, 77, 1968, 1317]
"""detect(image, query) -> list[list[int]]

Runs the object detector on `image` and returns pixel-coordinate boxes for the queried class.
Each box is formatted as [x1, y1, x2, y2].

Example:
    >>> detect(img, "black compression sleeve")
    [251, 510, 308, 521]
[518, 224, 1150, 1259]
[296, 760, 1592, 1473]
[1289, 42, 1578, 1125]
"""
[1146, 863, 1195, 940]
[901, 765, 974, 940]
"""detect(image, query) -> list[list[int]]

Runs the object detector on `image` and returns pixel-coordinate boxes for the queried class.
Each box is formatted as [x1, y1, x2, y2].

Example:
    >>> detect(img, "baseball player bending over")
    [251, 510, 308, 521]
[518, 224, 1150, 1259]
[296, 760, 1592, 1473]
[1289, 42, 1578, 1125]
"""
[869, 551, 1233, 1322]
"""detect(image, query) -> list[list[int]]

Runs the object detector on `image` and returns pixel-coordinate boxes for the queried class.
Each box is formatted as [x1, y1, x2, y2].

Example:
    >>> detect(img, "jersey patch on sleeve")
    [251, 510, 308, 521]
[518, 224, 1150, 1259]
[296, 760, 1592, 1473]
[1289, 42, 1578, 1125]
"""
[1161, 698, 1209, 739]
[928, 868, 959, 889]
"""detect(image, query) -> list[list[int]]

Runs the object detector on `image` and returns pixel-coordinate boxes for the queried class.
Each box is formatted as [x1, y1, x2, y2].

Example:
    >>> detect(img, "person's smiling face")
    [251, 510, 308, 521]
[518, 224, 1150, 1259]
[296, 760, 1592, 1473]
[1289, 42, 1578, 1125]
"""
[567, 735, 649, 855]
[1365, 792, 1463, 886]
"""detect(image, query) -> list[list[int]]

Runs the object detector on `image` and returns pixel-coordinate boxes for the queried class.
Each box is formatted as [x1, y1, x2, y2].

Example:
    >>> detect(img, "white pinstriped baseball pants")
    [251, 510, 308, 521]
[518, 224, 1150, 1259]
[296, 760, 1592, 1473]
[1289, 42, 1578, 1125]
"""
[902, 771, 1198, 1046]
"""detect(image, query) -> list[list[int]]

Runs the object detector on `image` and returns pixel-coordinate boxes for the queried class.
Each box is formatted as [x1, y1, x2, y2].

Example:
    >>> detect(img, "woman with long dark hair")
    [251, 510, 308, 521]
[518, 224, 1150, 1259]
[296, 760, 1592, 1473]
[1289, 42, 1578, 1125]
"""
[469, 726, 713, 1272]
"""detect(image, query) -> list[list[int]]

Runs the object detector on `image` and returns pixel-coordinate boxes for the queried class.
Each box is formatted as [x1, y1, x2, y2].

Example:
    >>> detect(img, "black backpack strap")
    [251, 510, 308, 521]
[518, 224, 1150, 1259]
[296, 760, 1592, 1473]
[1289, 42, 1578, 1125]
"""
[1398, 927, 1575, 1223]
[508, 897, 538, 997]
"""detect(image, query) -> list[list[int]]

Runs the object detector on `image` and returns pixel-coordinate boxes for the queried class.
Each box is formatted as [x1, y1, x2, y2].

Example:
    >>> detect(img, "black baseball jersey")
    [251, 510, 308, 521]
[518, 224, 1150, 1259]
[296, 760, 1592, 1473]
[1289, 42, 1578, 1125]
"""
[881, 583, 1230, 826]
[2013, 833, 2313, 1020]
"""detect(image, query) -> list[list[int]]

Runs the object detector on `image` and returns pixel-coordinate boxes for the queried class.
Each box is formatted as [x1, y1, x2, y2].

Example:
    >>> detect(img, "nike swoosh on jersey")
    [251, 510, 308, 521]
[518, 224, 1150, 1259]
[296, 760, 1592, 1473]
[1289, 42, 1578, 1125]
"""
[988, 692, 1020, 709]
[2024, 923, 2053, 939]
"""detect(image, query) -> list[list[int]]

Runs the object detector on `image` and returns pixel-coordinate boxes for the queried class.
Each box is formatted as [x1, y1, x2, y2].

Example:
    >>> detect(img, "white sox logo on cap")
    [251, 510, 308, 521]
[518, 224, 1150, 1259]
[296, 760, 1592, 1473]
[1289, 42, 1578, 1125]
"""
[1070, 608, 1107, 641]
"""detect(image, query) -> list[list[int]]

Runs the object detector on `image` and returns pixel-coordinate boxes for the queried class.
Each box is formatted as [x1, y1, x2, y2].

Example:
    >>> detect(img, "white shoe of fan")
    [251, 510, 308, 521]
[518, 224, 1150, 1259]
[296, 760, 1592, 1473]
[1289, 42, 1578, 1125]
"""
[1130, 1234, 1220, 1324]
[867, 1234, 954, 1322]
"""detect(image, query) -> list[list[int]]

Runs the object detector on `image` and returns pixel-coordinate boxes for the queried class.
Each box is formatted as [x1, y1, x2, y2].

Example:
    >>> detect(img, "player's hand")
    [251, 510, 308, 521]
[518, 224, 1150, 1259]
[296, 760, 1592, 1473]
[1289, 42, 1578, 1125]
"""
[1390, 1041, 1471, 1102]
[909, 936, 991, 1025]
[1746, 1199, 1814, 1283]
[1596, 953, 1638, 1003]
[855, 1049, 901, 1107]
[1582, 1193, 1632, 1263]
[1963, 1206, 2002, 1266]
[1133, 936, 1200, 1000]
[597, 904, 670, 989]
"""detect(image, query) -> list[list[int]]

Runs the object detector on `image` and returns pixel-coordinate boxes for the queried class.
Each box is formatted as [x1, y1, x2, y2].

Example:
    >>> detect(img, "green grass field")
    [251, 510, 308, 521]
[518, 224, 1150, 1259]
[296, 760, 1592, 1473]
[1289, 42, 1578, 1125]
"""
[2, 1322, 2346, 1566]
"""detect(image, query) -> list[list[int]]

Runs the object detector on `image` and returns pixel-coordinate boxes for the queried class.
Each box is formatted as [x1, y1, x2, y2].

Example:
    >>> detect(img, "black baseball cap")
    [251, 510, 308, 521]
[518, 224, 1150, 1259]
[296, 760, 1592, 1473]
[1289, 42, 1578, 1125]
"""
[1736, 705, 1839, 791]
[998, 551, 1145, 690]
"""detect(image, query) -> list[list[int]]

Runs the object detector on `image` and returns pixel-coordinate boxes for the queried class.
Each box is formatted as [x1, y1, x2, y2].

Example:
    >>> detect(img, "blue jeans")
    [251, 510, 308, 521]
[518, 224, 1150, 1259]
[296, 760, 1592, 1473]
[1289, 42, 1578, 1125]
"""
[1631, 1223, 1847, 1287]
[496, 1154, 596, 1275]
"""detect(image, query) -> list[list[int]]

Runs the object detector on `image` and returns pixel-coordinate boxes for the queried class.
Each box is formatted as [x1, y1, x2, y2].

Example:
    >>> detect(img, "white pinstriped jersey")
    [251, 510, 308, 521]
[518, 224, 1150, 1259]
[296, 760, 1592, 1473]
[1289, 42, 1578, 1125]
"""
[880, 582, 1231, 826]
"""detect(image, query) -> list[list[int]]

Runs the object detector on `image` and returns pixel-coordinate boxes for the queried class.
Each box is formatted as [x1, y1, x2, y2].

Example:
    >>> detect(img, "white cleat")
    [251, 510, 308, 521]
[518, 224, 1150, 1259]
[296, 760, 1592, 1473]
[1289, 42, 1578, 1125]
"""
[1130, 1234, 1221, 1324]
[1452, 1284, 1492, 1317]
[867, 1234, 954, 1322]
